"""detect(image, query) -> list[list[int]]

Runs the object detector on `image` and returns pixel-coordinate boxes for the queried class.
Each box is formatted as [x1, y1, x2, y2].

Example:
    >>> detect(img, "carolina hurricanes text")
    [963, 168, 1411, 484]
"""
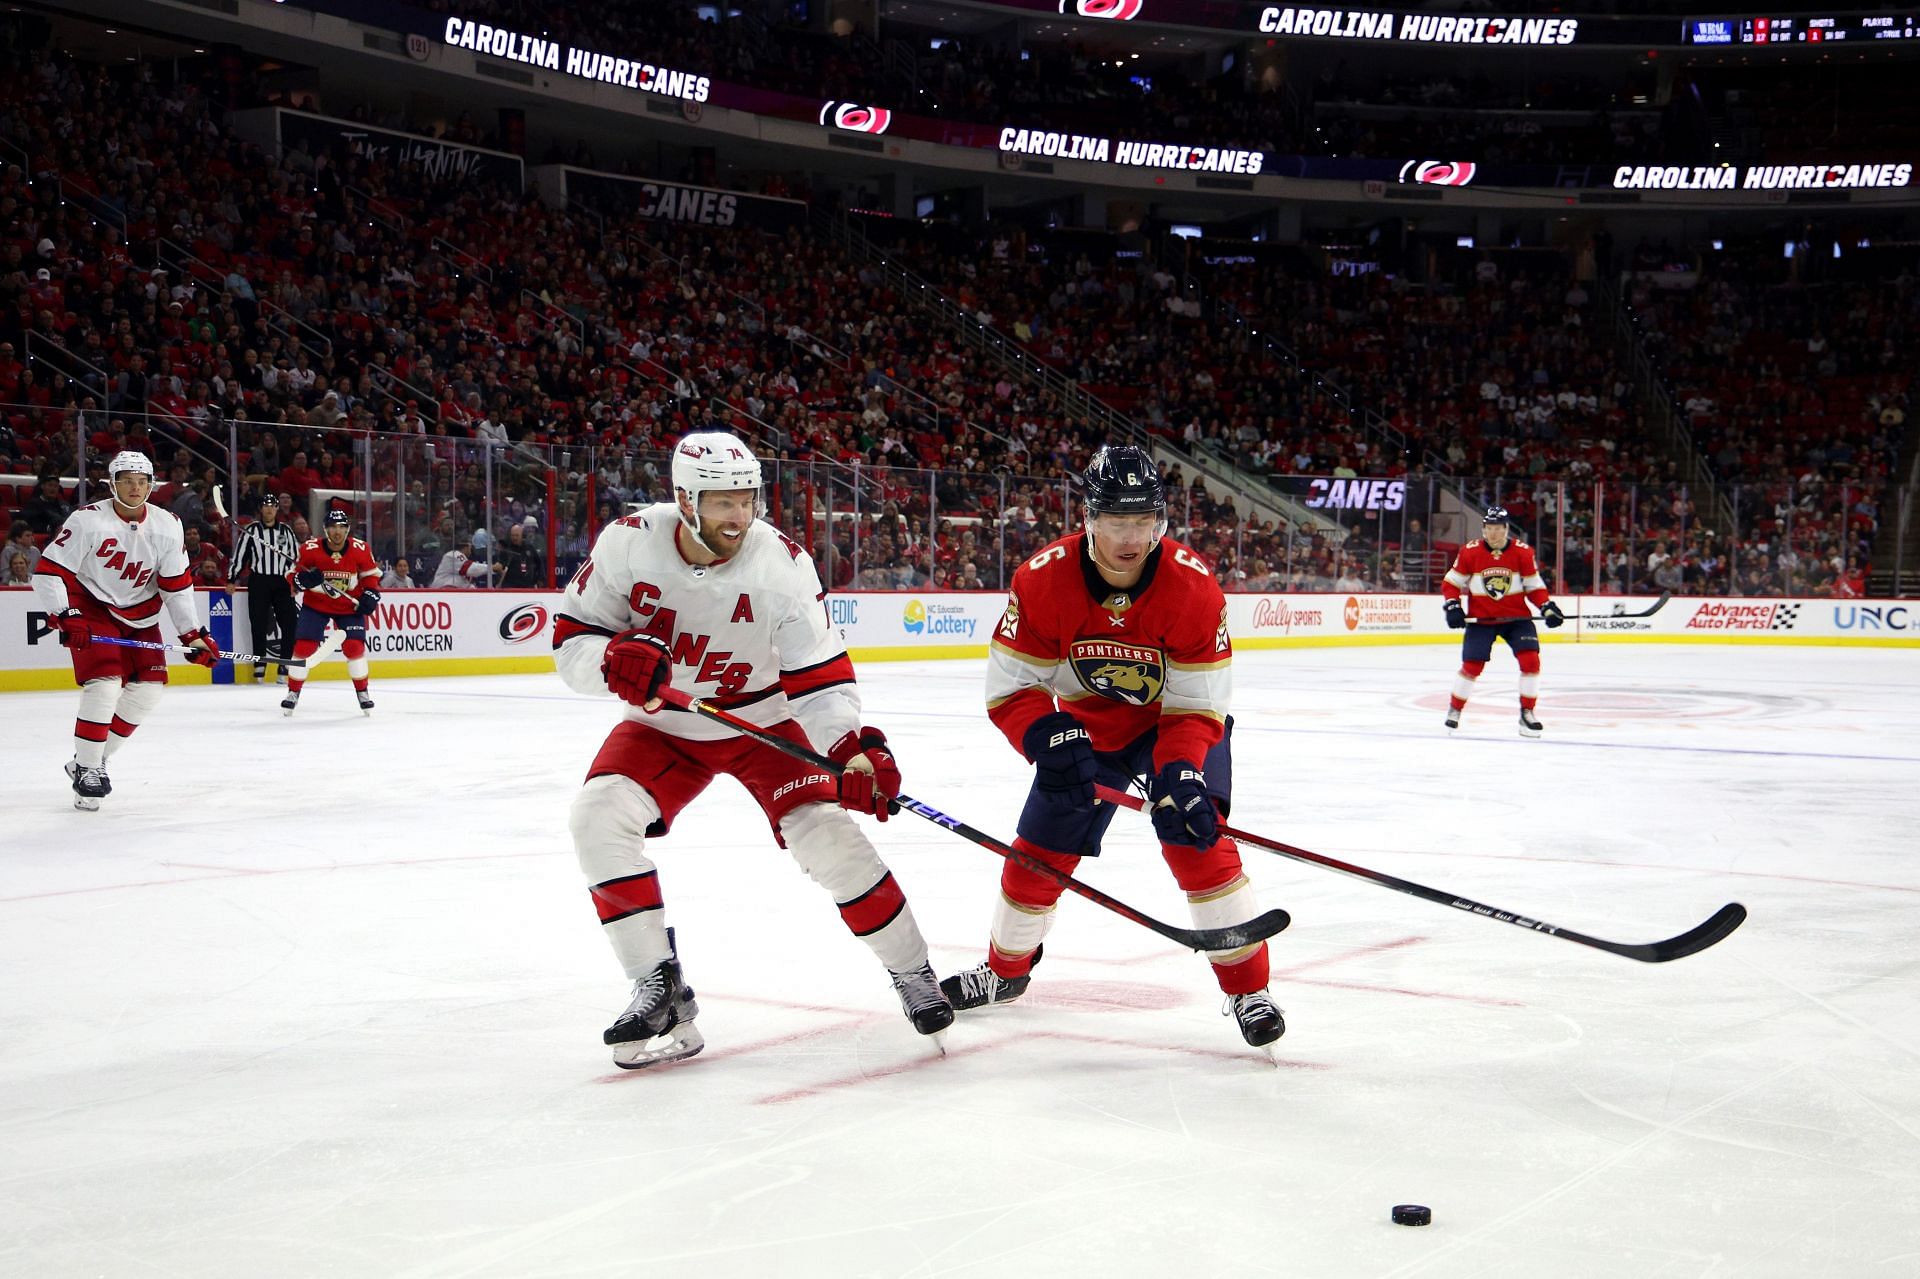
[1256, 8, 1578, 43]
[443, 19, 711, 101]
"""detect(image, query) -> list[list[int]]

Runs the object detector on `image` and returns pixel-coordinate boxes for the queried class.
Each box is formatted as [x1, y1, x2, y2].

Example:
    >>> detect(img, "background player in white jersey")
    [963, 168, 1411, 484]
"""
[552, 431, 952, 1068]
[30, 452, 218, 809]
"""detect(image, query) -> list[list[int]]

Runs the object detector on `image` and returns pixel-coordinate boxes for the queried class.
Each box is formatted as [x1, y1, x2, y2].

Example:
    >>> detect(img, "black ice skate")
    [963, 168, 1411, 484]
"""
[939, 946, 1041, 1010]
[1444, 706, 1461, 731]
[66, 759, 111, 811]
[1225, 989, 1286, 1057]
[605, 928, 703, 1070]
[890, 963, 956, 1043]
[1518, 709, 1543, 738]
[356, 690, 375, 715]
[280, 689, 300, 716]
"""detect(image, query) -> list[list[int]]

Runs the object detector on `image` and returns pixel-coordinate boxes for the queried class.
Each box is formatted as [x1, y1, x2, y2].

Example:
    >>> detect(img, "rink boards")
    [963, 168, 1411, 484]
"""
[1, 587, 1915, 689]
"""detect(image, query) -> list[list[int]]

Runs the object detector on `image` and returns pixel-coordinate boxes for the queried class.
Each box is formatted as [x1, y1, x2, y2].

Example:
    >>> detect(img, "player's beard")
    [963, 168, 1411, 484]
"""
[696, 512, 750, 559]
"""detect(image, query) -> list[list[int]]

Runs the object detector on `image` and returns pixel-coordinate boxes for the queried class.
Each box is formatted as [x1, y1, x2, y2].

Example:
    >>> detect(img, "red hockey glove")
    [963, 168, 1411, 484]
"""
[180, 627, 220, 668]
[829, 727, 902, 820]
[51, 607, 92, 650]
[602, 629, 673, 709]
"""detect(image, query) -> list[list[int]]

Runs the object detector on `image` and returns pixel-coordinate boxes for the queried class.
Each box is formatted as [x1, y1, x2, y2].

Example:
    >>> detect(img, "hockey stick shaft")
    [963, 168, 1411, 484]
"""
[1095, 784, 1742, 963]
[658, 689, 1289, 953]
[1467, 590, 1672, 625]
[92, 634, 272, 665]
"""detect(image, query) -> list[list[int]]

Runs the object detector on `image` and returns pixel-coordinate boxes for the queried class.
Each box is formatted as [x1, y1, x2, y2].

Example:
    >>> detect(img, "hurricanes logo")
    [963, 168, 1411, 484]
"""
[498, 603, 550, 643]
[1399, 160, 1478, 187]
[1481, 569, 1513, 600]
[1062, 0, 1144, 17]
[1069, 640, 1165, 707]
[819, 101, 893, 134]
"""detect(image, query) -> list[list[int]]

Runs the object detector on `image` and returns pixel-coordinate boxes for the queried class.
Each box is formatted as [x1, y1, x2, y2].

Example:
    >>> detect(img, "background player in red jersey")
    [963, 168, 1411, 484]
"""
[282, 508, 382, 716]
[1441, 505, 1566, 737]
[30, 451, 218, 809]
[941, 445, 1285, 1052]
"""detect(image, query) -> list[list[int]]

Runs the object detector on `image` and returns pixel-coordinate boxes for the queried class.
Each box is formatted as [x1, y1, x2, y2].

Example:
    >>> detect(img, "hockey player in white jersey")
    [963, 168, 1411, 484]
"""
[553, 430, 953, 1068]
[31, 452, 219, 809]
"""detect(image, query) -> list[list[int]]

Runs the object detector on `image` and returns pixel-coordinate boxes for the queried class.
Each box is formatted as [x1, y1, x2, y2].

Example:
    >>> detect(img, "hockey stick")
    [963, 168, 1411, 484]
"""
[1467, 591, 1672, 625]
[93, 634, 271, 665]
[657, 688, 1291, 953]
[1094, 784, 1743, 963]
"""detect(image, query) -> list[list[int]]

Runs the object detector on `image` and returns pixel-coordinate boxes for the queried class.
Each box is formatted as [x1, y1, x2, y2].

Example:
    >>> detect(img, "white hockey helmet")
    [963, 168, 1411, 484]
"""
[670, 431, 763, 537]
[108, 450, 155, 481]
[107, 450, 155, 510]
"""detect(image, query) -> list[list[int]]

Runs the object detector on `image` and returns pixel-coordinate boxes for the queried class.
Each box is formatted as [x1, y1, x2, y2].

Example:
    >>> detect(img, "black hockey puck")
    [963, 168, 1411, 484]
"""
[1391, 1204, 1432, 1227]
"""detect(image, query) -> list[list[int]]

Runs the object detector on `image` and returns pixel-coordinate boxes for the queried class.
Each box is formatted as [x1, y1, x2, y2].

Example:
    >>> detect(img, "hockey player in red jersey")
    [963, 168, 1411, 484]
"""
[940, 445, 1285, 1052]
[281, 508, 382, 717]
[553, 430, 952, 1069]
[30, 451, 219, 809]
[1440, 505, 1566, 737]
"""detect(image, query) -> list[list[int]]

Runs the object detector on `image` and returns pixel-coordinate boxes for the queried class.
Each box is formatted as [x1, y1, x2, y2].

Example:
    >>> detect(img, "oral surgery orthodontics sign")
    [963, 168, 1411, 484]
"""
[442, 17, 712, 102]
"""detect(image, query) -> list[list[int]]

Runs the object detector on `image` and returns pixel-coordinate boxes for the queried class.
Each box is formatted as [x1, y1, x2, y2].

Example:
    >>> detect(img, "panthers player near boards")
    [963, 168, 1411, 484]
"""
[282, 508, 381, 716]
[552, 430, 952, 1069]
[1440, 505, 1566, 737]
[941, 445, 1285, 1053]
[30, 451, 219, 809]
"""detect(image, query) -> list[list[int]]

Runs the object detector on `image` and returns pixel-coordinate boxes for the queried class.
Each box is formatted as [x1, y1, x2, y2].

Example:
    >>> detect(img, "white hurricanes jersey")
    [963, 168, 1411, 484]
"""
[31, 499, 199, 633]
[553, 504, 861, 746]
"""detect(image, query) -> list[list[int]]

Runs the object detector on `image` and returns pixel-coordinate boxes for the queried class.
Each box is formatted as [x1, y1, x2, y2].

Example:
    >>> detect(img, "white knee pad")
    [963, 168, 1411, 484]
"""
[779, 802, 890, 900]
[780, 802, 929, 974]
[570, 775, 670, 980]
[570, 774, 663, 884]
[104, 680, 166, 759]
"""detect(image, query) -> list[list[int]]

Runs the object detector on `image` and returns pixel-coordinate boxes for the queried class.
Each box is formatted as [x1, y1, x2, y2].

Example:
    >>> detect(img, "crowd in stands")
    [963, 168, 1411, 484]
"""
[0, 27, 1912, 601]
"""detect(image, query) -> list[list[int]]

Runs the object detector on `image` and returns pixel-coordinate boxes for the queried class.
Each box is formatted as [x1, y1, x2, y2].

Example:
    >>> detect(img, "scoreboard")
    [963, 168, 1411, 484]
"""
[1686, 13, 1920, 44]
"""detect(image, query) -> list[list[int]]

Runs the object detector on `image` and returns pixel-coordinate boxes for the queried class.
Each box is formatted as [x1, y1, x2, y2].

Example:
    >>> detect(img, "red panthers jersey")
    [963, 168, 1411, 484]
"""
[1442, 538, 1550, 622]
[987, 532, 1230, 771]
[292, 536, 381, 615]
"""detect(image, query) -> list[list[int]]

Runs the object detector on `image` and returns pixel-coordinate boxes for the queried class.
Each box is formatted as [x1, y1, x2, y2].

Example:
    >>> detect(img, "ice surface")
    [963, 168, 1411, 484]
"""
[3, 645, 1918, 1278]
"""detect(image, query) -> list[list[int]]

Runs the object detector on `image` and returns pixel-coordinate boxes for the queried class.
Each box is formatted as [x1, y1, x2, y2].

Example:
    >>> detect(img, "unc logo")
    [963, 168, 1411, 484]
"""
[1069, 640, 1166, 707]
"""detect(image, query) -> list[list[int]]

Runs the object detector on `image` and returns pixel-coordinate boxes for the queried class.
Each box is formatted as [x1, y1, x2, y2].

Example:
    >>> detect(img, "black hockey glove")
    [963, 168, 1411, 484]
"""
[1444, 599, 1466, 630]
[1149, 759, 1218, 849]
[1538, 599, 1566, 629]
[295, 568, 324, 590]
[602, 629, 673, 709]
[355, 588, 382, 617]
[1022, 711, 1096, 812]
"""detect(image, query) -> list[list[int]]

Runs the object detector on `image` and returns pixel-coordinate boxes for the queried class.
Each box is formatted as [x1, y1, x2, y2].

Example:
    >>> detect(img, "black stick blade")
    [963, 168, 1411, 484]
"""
[1627, 902, 1747, 963]
[1182, 908, 1291, 952]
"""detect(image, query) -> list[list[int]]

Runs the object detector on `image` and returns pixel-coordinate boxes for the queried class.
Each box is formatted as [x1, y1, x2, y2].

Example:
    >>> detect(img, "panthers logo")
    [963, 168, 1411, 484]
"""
[1069, 640, 1165, 706]
[1481, 569, 1514, 600]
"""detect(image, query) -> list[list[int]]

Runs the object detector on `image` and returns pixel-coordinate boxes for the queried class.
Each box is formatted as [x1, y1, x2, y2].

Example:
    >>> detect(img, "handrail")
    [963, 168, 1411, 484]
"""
[346, 183, 410, 234]
[430, 235, 493, 284]
[60, 176, 126, 241]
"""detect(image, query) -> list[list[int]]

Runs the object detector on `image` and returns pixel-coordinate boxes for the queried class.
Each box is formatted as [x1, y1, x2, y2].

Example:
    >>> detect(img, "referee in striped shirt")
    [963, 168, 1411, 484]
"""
[231, 492, 300, 682]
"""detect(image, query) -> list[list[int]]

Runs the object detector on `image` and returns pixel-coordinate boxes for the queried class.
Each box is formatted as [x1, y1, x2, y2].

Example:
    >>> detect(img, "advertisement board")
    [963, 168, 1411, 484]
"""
[277, 109, 525, 187]
[5, 590, 1914, 689]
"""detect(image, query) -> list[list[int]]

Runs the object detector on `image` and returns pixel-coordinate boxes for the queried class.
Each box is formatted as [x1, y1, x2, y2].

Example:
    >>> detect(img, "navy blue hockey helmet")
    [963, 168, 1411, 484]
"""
[323, 507, 351, 527]
[1482, 505, 1511, 526]
[1083, 445, 1166, 517]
